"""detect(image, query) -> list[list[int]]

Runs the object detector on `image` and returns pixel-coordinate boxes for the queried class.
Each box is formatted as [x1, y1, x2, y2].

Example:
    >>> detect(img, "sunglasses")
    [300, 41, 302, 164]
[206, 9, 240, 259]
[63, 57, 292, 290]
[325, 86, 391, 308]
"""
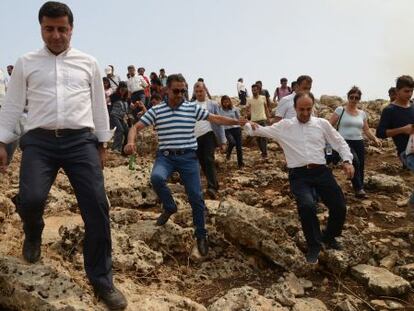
[171, 88, 187, 95]
[349, 95, 360, 100]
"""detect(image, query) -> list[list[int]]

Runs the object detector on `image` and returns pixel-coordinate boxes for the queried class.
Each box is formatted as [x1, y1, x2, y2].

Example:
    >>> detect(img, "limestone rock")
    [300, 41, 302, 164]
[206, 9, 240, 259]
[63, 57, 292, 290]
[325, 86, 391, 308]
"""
[208, 286, 288, 311]
[0, 256, 96, 311]
[292, 298, 328, 311]
[365, 174, 407, 194]
[320, 229, 371, 273]
[104, 166, 158, 208]
[216, 199, 306, 274]
[351, 264, 411, 296]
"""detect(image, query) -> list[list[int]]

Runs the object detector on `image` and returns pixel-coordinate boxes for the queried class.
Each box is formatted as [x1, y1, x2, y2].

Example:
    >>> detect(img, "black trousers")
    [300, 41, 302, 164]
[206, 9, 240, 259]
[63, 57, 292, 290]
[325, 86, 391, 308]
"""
[288, 165, 346, 249]
[346, 139, 365, 191]
[255, 120, 268, 157]
[196, 131, 219, 191]
[225, 127, 243, 166]
[17, 130, 113, 291]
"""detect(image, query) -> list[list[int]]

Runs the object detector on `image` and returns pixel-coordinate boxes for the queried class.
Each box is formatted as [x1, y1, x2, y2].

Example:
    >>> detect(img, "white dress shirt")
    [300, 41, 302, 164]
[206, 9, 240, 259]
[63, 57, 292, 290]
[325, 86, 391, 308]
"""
[274, 92, 296, 119]
[237, 81, 246, 93]
[0, 47, 112, 143]
[245, 116, 353, 168]
[127, 74, 148, 93]
[194, 100, 213, 138]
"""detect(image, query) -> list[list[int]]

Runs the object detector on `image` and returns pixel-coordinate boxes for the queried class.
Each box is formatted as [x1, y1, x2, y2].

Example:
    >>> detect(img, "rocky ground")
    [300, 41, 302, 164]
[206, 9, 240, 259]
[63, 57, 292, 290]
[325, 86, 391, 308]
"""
[1, 97, 414, 310]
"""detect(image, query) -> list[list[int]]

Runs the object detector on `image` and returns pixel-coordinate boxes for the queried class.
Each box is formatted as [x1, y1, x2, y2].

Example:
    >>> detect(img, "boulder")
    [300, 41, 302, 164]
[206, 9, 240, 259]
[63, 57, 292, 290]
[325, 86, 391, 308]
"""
[292, 298, 328, 311]
[208, 286, 288, 311]
[216, 199, 306, 274]
[0, 256, 96, 311]
[365, 174, 408, 194]
[351, 264, 411, 296]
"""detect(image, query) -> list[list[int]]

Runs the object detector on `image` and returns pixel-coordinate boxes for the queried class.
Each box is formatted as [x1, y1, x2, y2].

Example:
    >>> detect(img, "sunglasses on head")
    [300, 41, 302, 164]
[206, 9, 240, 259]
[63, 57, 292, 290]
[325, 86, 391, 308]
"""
[171, 88, 187, 95]
[349, 95, 360, 100]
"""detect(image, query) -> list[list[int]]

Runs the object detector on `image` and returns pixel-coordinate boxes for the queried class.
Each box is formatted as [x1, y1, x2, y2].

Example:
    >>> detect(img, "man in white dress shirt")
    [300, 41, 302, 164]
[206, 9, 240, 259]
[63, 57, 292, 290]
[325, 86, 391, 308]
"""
[273, 75, 313, 122]
[246, 92, 354, 264]
[0, 2, 127, 309]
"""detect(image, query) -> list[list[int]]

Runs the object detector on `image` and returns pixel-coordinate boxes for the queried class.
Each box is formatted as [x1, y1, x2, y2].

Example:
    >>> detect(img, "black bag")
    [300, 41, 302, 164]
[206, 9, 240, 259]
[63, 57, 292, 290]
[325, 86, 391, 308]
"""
[326, 107, 345, 165]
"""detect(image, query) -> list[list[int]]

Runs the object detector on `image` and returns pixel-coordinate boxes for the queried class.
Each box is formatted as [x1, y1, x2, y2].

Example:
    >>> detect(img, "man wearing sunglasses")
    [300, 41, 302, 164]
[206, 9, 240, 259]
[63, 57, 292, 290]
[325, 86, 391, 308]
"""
[124, 74, 246, 256]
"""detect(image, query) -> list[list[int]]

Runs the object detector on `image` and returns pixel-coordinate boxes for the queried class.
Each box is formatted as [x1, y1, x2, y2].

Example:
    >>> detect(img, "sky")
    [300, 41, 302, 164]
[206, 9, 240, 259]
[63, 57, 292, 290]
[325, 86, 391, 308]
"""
[1, 0, 414, 100]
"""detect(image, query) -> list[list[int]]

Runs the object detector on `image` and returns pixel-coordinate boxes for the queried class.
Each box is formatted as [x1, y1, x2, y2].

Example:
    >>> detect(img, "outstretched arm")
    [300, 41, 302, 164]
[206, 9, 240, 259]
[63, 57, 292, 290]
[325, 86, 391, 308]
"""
[124, 121, 146, 155]
[207, 113, 246, 126]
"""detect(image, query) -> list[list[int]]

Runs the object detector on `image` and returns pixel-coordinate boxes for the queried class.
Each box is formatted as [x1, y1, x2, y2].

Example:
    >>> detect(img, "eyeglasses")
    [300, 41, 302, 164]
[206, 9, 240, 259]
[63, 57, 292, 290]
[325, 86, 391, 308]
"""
[171, 88, 187, 95]
[349, 95, 360, 101]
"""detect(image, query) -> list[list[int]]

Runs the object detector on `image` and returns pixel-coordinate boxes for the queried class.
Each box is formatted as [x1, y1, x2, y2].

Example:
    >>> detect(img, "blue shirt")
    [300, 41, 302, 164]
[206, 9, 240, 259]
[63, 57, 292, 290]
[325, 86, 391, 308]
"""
[140, 100, 209, 150]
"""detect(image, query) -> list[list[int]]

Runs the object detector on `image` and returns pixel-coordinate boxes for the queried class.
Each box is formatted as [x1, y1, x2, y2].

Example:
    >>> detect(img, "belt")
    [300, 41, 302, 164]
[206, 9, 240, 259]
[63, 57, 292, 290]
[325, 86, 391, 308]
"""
[160, 149, 194, 156]
[31, 127, 91, 138]
[291, 163, 326, 170]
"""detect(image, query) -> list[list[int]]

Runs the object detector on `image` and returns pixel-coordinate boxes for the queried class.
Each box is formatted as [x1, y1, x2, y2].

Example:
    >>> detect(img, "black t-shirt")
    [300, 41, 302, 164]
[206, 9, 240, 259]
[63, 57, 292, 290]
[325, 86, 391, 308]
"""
[261, 89, 270, 100]
[376, 103, 414, 155]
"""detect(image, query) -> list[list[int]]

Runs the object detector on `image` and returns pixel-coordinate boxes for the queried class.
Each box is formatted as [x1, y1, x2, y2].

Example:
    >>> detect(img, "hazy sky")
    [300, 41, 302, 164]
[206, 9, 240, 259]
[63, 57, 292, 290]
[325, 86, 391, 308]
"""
[1, 0, 413, 100]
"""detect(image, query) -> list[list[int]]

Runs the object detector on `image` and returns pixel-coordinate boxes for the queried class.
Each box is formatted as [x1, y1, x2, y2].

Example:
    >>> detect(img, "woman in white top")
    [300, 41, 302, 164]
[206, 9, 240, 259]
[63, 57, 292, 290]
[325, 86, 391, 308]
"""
[329, 86, 381, 198]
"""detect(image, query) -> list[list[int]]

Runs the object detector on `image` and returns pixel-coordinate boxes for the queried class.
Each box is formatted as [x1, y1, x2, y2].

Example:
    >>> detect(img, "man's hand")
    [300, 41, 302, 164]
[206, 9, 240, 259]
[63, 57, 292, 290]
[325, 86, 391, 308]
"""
[0, 143, 8, 173]
[373, 137, 382, 148]
[250, 122, 259, 130]
[124, 143, 136, 155]
[343, 162, 355, 179]
[239, 118, 248, 126]
[98, 145, 107, 169]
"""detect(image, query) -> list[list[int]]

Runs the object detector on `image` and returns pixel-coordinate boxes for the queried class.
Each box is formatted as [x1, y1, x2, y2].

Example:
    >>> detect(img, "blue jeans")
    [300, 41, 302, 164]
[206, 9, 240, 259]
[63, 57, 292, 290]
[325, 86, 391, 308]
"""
[400, 152, 414, 204]
[150, 150, 207, 238]
[289, 166, 346, 249]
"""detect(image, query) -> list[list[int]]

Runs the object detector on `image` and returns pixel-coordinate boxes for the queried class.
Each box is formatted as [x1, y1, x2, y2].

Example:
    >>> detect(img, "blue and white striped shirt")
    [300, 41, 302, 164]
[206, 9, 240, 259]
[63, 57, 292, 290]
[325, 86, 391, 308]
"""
[140, 101, 210, 150]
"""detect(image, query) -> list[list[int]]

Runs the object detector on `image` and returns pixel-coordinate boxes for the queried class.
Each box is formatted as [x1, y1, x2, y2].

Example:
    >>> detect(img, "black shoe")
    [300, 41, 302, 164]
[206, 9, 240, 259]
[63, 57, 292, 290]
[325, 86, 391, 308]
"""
[22, 237, 41, 263]
[206, 188, 217, 200]
[305, 247, 320, 264]
[322, 237, 343, 250]
[197, 236, 209, 256]
[156, 210, 175, 226]
[355, 189, 367, 199]
[94, 286, 128, 310]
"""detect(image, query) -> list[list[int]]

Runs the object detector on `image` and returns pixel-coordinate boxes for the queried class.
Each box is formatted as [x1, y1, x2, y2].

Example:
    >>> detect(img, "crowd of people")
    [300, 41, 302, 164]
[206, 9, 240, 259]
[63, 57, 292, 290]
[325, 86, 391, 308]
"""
[0, 2, 414, 311]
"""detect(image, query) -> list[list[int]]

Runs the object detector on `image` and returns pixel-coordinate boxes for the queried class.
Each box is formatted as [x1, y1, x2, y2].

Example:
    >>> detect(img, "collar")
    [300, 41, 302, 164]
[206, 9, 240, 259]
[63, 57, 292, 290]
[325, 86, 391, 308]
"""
[42, 45, 72, 57]
[165, 98, 185, 110]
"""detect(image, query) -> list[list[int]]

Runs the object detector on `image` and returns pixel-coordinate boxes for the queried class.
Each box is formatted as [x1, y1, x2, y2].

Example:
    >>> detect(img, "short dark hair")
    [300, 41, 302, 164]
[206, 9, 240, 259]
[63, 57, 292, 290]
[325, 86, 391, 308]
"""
[138, 67, 145, 72]
[150, 93, 162, 101]
[388, 87, 396, 95]
[127, 65, 135, 70]
[197, 78, 204, 82]
[167, 74, 186, 87]
[38, 1, 73, 27]
[291, 81, 297, 88]
[293, 92, 315, 108]
[296, 75, 312, 85]
[396, 75, 414, 90]
[280, 78, 288, 83]
[238, 78, 243, 82]
[255, 80, 262, 86]
[251, 84, 259, 89]
[347, 86, 362, 98]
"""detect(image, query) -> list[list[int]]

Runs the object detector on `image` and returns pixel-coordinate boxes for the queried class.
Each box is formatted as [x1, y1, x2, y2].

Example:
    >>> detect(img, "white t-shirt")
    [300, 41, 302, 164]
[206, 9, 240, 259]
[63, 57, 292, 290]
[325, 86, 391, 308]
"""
[0, 69, 6, 107]
[194, 100, 213, 138]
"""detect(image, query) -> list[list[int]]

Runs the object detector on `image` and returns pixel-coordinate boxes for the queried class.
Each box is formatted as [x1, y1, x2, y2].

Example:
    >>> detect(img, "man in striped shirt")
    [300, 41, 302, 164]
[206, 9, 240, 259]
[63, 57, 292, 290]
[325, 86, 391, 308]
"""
[124, 74, 245, 256]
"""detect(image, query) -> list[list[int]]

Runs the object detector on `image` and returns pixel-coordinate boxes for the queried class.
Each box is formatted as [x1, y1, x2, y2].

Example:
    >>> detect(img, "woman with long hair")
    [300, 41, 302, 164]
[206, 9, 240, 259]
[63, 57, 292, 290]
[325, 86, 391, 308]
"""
[220, 95, 244, 168]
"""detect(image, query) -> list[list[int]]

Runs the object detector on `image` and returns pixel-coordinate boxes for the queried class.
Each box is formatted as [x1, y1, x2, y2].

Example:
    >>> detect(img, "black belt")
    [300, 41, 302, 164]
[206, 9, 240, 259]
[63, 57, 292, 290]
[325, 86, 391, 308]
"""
[160, 149, 194, 156]
[290, 164, 326, 170]
[30, 127, 91, 137]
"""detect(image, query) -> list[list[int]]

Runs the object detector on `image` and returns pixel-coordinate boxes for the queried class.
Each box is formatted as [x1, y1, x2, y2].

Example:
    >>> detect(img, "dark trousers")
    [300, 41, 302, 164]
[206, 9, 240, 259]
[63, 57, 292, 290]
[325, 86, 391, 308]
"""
[346, 139, 365, 191]
[196, 131, 219, 191]
[255, 120, 268, 157]
[238, 91, 247, 105]
[110, 115, 129, 152]
[288, 166, 346, 249]
[225, 127, 243, 166]
[17, 130, 113, 291]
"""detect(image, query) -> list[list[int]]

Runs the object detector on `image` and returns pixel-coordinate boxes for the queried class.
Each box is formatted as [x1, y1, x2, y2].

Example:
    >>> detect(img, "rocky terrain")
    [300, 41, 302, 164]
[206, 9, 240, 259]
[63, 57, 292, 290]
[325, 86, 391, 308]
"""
[1, 97, 414, 310]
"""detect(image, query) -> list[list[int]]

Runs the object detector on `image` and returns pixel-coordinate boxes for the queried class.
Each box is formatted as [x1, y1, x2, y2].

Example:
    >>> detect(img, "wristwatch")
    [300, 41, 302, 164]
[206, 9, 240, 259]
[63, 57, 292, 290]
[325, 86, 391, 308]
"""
[99, 142, 108, 149]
